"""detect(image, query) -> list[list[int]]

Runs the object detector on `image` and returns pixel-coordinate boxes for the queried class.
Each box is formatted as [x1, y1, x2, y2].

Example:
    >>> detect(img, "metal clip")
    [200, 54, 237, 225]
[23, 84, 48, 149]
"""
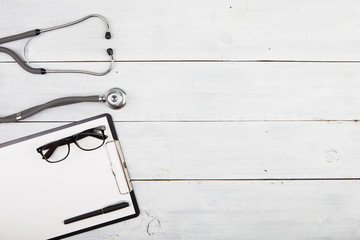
[105, 140, 133, 195]
[16, 113, 22, 121]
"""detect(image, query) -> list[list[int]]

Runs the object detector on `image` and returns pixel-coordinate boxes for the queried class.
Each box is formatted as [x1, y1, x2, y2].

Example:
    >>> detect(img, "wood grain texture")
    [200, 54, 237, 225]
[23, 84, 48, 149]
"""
[0, 1, 359, 239]
[0, 0, 359, 61]
[1, 121, 359, 179]
[67, 181, 360, 240]
[0, 62, 360, 121]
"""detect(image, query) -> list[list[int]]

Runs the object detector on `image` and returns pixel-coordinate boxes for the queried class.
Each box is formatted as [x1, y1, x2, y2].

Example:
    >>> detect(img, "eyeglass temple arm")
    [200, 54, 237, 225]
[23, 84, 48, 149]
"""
[0, 96, 100, 123]
[43, 145, 58, 159]
[76, 132, 107, 141]
[42, 139, 73, 159]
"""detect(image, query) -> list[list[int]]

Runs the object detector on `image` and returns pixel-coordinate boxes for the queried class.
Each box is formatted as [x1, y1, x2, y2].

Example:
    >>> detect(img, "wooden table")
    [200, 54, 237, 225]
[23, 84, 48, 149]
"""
[0, 0, 359, 239]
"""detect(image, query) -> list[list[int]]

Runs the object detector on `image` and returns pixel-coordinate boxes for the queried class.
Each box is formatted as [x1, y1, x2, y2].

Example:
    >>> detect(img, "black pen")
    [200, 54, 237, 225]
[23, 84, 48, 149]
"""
[64, 201, 129, 224]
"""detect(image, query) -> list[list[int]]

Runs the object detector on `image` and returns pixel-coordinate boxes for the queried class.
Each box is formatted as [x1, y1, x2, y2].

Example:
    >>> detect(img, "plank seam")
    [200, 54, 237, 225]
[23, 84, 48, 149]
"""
[131, 178, 360, 182]
[9, 120, 360, 123]
[1, 60, 360, 63]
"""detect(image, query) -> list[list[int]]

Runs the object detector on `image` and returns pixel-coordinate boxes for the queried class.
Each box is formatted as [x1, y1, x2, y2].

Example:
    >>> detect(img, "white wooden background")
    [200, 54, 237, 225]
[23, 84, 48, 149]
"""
[1, 0, 360, 239]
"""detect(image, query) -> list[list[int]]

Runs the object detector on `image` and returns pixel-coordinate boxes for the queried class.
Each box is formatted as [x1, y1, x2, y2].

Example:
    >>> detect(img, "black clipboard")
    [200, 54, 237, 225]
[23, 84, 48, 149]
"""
[0, 114, 140, 239]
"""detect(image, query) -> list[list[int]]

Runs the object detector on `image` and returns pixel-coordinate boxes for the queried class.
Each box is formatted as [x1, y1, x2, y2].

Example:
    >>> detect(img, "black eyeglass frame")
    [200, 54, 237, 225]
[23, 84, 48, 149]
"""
[36, 125, 108, 163]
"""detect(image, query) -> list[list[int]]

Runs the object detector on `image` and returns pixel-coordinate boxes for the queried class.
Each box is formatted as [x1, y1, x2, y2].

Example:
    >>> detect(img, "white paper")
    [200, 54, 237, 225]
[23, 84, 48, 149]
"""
[0, 116, 136, 240]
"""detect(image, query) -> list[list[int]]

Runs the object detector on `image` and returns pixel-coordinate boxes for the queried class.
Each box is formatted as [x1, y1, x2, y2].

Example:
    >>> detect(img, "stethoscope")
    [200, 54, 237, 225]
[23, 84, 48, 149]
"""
[0, 14, 113, 76]
[0, 88, 126, 123]
[0, 15, 125, 123]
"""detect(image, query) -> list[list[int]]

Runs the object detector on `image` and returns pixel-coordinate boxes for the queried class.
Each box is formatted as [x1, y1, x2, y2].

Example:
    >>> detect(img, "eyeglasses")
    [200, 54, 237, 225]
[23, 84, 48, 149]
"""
[37, 126, 108, 163]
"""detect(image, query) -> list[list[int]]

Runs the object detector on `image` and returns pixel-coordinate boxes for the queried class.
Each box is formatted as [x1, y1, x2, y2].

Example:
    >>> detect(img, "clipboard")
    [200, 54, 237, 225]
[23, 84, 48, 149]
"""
[0, 114, 140, 240]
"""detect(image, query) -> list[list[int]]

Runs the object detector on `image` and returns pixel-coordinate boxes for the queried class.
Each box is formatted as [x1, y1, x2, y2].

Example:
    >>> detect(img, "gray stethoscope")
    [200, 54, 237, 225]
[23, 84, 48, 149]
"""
[0, 88, 126, 123]
[0, 14, 113, 76]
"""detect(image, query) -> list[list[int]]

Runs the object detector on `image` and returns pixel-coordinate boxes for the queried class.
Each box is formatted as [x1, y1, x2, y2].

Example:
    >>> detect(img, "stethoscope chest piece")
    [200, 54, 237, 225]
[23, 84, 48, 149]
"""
[104, 88, 126, 110]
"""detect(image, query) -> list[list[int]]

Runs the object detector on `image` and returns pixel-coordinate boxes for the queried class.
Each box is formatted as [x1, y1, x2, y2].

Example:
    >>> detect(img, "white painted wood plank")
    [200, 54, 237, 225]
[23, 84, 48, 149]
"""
[0, 0, 359, 61]
[0, 62, 359, 121]
[67, 181, 360, 240]
[1, 122, 360, 179]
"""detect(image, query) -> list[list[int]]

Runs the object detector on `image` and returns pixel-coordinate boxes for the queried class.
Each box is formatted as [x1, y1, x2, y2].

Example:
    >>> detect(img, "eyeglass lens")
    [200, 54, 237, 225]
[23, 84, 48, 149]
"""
[75, 130, 107, 151]
[42, 143, 70, 163]
[39, 127, 107, 163]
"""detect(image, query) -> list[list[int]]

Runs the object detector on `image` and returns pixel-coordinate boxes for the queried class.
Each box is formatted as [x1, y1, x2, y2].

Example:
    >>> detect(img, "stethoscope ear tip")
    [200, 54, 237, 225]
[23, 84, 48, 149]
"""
[105, 31, 111, 39]
[107, 48, 113, 56]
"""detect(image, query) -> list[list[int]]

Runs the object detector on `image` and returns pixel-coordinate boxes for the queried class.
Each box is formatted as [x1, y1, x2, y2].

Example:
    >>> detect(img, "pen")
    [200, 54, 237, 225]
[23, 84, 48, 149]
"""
[64, 201, 129, 224]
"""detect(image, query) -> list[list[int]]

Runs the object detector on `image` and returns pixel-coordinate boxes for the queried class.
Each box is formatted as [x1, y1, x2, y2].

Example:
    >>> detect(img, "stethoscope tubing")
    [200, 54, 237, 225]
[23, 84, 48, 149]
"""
[0, 14, 113, 76]
[0, 46, 45, 74]
[0, 88, 127, 123]
[0, 96, 99, 123]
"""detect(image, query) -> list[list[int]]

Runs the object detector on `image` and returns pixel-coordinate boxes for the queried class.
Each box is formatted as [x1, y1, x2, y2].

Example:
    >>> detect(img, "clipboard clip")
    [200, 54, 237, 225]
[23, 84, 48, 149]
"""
[105, 140, 133, 195]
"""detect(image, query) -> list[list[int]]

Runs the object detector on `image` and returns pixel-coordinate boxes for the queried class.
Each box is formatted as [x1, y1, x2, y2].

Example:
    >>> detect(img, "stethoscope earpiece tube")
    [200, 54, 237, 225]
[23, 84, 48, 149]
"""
[0, 88, 126, 123]
[0, 29, 45, 74]
[0, 29, 40, 45]
[0, 14, 113, 76]
[0, 47, 45, 74]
